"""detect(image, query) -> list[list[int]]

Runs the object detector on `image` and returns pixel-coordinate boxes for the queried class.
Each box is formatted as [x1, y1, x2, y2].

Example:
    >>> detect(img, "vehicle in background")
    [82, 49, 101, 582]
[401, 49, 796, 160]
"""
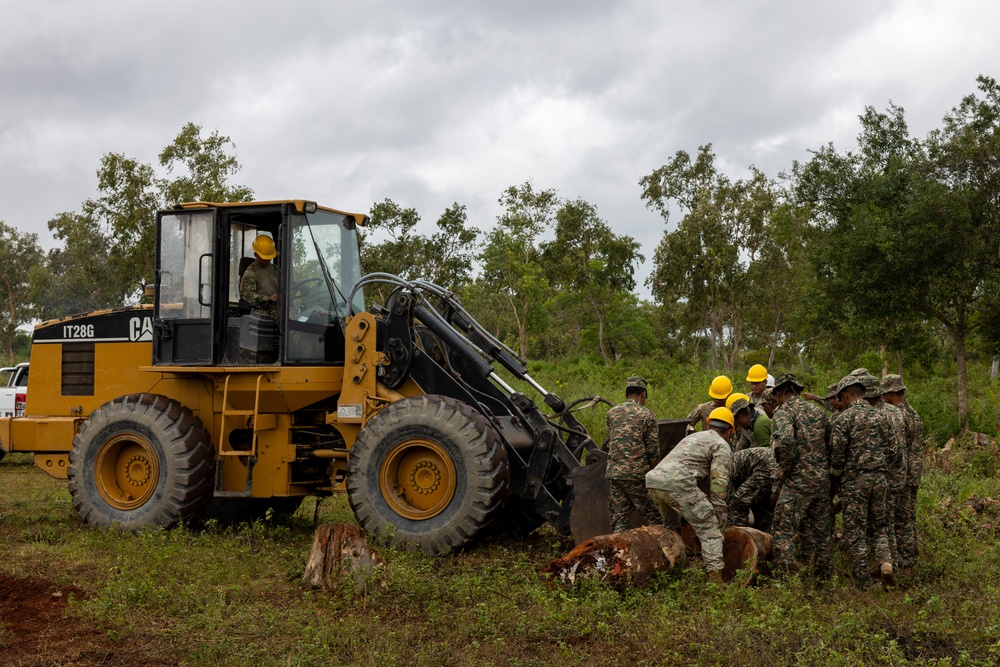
[0, 363, 28, 418]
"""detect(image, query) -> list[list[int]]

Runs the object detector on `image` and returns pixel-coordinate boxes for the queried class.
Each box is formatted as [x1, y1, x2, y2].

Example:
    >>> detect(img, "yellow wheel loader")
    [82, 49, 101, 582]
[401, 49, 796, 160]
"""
[0, 199, 609, 554]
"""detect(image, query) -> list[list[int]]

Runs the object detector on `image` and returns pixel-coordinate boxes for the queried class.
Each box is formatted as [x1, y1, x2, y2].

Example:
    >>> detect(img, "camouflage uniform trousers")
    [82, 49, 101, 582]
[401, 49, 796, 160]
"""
[879, 487, 903, 565]
[842, 471, 891, 589]
[772, 486, 833, 577]
[608, 479, 661, 534]
[893, 484, 919, 568]
[728, 486, 775, 534]
[648, 485, 724, 572]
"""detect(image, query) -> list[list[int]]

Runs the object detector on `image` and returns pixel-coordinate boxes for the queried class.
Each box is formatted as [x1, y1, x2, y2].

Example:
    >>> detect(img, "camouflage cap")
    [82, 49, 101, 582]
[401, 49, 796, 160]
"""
[853, 372, 882, 398]
[850, 368, 870, 377]
[625, 376, 647, 391]
[730, 397, 753, 416]
[773, 373, 805, 391]
[879, 374, 907, 394]
[825, 383, 839, 400]
[760, 388, 777, 405]
[835, 375, 865, 396]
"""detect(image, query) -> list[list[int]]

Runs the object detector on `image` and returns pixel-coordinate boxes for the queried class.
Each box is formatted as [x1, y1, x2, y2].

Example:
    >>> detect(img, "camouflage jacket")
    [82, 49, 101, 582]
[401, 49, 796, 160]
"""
[771, 393, 831, 492]
[830, 398, 904, 477]
[902, 400, 924, 485]
[877, 402, 909, 491]
[645, 430, 732, 508]
[605, 398, 659, 480]
[685, 400, 714, 433]
[240, 262, 279, 309]
[727, 446, 779, 503]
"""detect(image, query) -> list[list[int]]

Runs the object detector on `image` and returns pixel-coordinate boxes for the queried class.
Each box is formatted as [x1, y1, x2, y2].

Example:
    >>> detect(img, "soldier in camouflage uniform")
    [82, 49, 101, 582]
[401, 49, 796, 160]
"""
[605, 376, 661, 533]
[759, 388, 777, 419]
[880, 374, 923, 568]
[770, 373, 833, 578]
[730, 396, 769, 451]
[746, 364, 769, 414]
[804, 383, 843, 415]
[868, 377, 907, 564]
[240, 235, 280, 323]
[727, 445, 779, 532]
[726, 394, 756, 452]
[686, 375, 732, 434]
[646, 407, 734, 584]
[830, 375, 904, 589]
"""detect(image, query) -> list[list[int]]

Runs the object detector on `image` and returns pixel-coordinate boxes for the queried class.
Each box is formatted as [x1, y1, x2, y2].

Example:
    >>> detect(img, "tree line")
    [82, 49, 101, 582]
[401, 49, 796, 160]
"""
[0, 77, 997, 431]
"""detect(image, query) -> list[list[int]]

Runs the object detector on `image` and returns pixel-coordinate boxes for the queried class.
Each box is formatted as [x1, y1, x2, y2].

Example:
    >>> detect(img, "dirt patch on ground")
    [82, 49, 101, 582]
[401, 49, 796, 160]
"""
[0, 574, 176, 666]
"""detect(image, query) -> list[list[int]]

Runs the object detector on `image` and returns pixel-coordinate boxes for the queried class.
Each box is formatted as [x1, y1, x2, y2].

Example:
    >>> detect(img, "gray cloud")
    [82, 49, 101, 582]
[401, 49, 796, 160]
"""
[1, 0, 997, 295]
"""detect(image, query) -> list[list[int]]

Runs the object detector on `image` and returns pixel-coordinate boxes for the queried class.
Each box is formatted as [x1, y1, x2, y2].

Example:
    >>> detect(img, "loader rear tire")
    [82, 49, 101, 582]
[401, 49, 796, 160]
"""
[68, 394, 215, 530]
[347, 395, 509, 555]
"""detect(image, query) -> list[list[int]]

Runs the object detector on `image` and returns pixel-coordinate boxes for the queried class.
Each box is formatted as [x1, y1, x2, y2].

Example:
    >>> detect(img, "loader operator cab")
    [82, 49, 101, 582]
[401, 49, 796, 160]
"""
[153, 200, 366, 367]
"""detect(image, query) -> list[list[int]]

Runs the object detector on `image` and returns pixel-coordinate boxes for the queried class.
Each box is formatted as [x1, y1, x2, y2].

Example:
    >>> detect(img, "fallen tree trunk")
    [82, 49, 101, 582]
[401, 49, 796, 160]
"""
[680, 524, 773, 585]
[303, 523, 384, 591]
[546, 525, 686, 589]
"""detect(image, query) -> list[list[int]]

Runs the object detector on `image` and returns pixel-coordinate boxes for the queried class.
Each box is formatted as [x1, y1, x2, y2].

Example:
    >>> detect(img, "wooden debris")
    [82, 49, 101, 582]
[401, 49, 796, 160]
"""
[680, 524, 773, 585]
[546, 524, 686, 589]
[303, 523, 384, 591]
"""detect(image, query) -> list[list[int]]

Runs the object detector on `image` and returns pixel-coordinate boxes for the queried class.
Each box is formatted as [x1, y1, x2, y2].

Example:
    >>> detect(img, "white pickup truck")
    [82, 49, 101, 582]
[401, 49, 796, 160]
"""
[0, 362, 29, 418]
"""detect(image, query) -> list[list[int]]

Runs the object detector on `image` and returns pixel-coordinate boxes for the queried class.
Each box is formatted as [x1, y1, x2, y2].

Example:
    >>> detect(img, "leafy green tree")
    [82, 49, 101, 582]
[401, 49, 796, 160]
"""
[41, 123, 254, 310]
[797, 76, 1000, 431]
[542, 198, 642, 364]
[158, 122, 254, 205]
[641, 146, 774, 370]
[480, 182, 559, 359]
[31, 211, 124, 319]
[0, 222, 43, 361]
[744, 200, 813, 368]
[360, 199, 479, 303]
[81, 152, 161, 296]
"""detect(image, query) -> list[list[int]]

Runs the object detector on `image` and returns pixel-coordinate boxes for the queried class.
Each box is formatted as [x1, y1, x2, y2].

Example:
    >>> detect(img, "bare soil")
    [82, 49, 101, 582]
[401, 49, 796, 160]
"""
[0, 574, 175, 667]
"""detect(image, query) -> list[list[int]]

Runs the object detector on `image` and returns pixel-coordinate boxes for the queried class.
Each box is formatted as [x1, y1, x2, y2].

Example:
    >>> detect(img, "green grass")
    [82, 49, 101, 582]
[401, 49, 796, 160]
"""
[3, 440, 1000, 665]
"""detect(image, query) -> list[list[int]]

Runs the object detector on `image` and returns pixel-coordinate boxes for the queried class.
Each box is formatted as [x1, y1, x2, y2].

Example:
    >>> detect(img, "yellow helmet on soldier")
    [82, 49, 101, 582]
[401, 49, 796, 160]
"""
[746, 364, 768, 383]
[708, 375, 733, 400]
[726, 392, 748, 411]
[252, 234, 277, 260]
[708, 407, 735, 429]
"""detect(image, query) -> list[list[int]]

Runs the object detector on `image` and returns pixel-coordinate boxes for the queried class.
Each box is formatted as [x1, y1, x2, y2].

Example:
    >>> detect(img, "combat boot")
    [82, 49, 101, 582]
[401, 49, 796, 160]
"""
[880, 562, 896, 590]
[706, 570, 725, 586]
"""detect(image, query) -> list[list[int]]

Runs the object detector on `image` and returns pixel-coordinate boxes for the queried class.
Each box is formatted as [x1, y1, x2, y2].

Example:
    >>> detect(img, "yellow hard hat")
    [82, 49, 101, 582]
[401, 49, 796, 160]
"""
[252, 234, 277, 260]
[708, 375, 733, 400]
[726, 392, 748, 411]
[746, 364, 768, 383]
[708, 407, 734, 428]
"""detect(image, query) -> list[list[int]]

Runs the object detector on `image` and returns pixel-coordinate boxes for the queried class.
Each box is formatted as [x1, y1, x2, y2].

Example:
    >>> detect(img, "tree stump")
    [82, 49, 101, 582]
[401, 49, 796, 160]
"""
[680, 524, 773, 585]
[546, 524, 686, 589]
[303, 523, 384, 591]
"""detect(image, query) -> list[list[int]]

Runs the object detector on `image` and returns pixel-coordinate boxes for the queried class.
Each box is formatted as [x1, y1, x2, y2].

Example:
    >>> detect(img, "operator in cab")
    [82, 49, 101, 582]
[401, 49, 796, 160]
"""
[241, 235, 279, 322]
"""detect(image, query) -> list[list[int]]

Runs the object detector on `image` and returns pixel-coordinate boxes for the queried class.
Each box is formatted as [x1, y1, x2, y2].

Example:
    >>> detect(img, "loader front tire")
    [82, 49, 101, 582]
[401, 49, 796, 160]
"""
[347, 395, 509, 555]
[68, 394, 215, 530]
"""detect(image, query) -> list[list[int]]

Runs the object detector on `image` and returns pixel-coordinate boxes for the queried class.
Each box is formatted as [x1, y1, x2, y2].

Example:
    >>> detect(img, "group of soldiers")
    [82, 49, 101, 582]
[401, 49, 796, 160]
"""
[604, 364, 923, 589]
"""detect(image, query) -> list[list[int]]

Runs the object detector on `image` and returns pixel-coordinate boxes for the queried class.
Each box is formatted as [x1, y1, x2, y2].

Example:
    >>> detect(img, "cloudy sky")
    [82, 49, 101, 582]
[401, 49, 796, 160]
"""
[1, 1, 996, 296]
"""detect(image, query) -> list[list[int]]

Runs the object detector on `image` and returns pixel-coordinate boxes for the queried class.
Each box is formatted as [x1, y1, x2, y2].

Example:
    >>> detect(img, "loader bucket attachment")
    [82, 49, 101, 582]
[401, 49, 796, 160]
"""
[569, 449, 612, 544]
[657, 418, 690, 459]
[569, 418, 696, 545]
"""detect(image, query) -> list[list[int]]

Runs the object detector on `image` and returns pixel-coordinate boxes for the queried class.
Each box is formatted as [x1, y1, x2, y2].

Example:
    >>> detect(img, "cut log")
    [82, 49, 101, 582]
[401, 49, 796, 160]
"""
[303, 523, 384, 590]
[546, 524, 686, 589]
[680, 524, 773, 585]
